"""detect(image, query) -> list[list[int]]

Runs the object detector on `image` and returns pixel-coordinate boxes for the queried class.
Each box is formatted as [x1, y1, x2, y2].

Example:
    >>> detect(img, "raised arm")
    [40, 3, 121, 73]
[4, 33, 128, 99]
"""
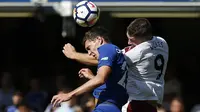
[62, 43, 98, 66]
[73, 52, 98, 66]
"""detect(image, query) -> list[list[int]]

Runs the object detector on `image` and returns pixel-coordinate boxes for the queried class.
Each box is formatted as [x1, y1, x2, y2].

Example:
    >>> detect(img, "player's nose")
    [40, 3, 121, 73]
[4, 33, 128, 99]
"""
[128, 39, 133, 45]
[88, 51, 93, 56]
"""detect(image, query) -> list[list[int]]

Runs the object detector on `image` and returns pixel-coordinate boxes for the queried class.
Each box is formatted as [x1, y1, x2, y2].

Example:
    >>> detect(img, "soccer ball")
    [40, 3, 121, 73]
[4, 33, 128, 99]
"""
[73, 1, 100, 27]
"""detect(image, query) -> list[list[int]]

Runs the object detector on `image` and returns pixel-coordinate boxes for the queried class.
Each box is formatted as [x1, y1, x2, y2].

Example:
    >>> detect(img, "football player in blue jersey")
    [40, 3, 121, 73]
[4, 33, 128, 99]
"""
[51, 26, 128, 112]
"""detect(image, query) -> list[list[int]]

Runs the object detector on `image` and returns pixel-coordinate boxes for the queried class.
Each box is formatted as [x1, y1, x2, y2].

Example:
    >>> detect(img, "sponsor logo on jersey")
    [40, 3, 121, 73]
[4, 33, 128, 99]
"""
[101, 57, 108, 61]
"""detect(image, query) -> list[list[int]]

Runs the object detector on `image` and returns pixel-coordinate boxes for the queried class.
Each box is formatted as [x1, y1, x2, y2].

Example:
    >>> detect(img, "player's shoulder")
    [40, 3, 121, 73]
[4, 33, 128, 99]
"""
[125, 44, 143, 59]
[152, 36, 169, 51]
[100, 43, 119, 49]
[125, 36, 167, 55]
[139, 36, 167, 50]
[129, 42, 149, 54]
[98, 43, 121, 52]
[155, 36, 168, 44]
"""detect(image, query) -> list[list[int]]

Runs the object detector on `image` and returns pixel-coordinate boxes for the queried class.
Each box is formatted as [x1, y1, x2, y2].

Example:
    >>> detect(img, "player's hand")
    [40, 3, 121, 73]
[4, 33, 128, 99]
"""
[51, 93, 72, 107]
[62, 43, 77, 59]
[78, 68, 94, 79]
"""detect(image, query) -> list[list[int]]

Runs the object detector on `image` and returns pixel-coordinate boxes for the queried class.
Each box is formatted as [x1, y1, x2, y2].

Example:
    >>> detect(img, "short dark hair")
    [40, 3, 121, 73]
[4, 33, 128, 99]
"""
[172, 96, 184, 104]
[13, 91, 23, 97]
[82, 26, 110, 45]
[127, 18, 152, 39]
[58, 87, 72, 93]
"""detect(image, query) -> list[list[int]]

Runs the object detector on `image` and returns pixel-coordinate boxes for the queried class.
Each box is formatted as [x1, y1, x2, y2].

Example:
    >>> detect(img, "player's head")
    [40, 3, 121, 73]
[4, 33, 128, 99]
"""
[127, 18, 152, 45]
[82, 26, 110, 59]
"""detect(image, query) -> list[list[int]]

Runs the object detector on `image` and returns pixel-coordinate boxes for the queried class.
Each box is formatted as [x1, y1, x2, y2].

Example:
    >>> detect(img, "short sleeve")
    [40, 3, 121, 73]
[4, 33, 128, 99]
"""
[98, 45, 118, 68]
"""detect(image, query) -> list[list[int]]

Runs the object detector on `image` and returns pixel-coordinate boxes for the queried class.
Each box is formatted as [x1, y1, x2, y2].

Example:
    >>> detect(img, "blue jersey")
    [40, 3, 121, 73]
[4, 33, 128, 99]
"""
[93, 43, 128, 107]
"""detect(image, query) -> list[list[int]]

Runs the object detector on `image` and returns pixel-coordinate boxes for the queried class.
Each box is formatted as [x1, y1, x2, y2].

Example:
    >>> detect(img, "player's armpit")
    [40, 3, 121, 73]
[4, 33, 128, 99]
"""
[74, 52, 98, 66]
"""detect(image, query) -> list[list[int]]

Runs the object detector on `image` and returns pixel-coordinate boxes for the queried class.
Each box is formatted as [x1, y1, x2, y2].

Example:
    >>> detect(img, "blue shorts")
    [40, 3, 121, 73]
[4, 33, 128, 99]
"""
[92, 103, 121, 112]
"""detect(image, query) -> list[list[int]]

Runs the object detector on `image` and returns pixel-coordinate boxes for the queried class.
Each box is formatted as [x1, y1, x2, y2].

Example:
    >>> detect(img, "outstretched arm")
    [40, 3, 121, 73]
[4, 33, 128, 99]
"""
[51, 44, 118, 107]
[63, 43, 98, 66]
[51, 66, 111, 106]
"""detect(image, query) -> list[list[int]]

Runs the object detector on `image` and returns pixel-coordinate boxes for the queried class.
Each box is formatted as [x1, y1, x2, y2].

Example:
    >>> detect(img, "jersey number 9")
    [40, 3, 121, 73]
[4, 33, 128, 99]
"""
[154, 54, 165, 80]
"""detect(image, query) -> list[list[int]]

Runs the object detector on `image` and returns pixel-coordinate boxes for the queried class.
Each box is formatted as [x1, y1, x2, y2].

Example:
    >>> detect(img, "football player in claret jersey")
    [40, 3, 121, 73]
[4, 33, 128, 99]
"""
[121, 18, 169, 112]
[51, 26, 128, 112]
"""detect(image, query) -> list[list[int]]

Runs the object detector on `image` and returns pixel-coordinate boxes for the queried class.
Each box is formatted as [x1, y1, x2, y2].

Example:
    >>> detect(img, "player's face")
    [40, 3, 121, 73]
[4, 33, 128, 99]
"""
[127, 32, 136, 45]
[85, 38, 101, 59]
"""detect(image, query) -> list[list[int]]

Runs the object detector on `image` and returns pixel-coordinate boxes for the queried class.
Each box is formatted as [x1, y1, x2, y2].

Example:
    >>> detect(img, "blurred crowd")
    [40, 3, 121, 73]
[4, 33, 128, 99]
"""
[0, 69, 199, 112]
[0, 72, 95, 112]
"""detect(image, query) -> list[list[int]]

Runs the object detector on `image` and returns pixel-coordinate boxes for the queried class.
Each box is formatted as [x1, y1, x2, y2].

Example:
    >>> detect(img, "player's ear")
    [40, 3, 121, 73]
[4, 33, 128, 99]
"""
[96, 36, 103, 44]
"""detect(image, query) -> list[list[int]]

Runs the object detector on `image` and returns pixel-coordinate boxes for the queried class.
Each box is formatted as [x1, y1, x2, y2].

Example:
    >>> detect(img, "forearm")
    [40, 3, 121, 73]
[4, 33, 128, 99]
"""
[74, 53, 98, 66]
[88, 75, 95, 80]
[70, 76, 104, 97]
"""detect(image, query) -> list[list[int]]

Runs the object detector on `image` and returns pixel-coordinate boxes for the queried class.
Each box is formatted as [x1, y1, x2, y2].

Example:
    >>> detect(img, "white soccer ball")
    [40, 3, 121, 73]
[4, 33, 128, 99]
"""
[73, 1, 100, 27]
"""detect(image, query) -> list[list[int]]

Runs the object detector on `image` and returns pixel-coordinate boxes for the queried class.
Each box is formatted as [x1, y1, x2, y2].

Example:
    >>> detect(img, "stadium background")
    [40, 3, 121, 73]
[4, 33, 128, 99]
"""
[0, 0, 199, 112]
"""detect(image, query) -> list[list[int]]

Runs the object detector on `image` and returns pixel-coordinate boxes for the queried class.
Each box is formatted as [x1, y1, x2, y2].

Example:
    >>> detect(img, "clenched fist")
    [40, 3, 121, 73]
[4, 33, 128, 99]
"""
[62, 43, 77, 59]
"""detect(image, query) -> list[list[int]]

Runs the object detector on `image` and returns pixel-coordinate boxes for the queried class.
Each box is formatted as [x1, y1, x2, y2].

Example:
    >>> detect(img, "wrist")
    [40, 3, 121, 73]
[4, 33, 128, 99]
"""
[68, 91, 76, 98]
[72, 52, 78, 60]
[88, 75, 94, 79]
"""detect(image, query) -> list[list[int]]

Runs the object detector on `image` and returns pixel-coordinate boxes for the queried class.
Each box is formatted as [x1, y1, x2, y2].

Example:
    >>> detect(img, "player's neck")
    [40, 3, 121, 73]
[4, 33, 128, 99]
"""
[135, 37, 152, 45]
[100, 41, 109, 46]
[134, 39, 145, 45]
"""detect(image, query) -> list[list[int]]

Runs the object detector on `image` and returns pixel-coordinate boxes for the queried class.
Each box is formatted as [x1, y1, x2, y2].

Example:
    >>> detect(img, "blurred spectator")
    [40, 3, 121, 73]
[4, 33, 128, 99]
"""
[25, 77, 48, 112]
[163, 67, 182, 111]
[43, 74, 70, 110]
[17, 103, 35, 112]
[190, 104, 200, 112]
[0, 72, 15, 110]
[157, 106, 167, 112]
[6, 91, 23, 112]
[44, 88, 77, 112]
[55, 75, 67, 90]
[85, 96, 95, 112]
[73, 105, 84, 112]
[164, 73, 181, 95]
[80, 93, 95, 112]
[170, 96, 184, 112]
